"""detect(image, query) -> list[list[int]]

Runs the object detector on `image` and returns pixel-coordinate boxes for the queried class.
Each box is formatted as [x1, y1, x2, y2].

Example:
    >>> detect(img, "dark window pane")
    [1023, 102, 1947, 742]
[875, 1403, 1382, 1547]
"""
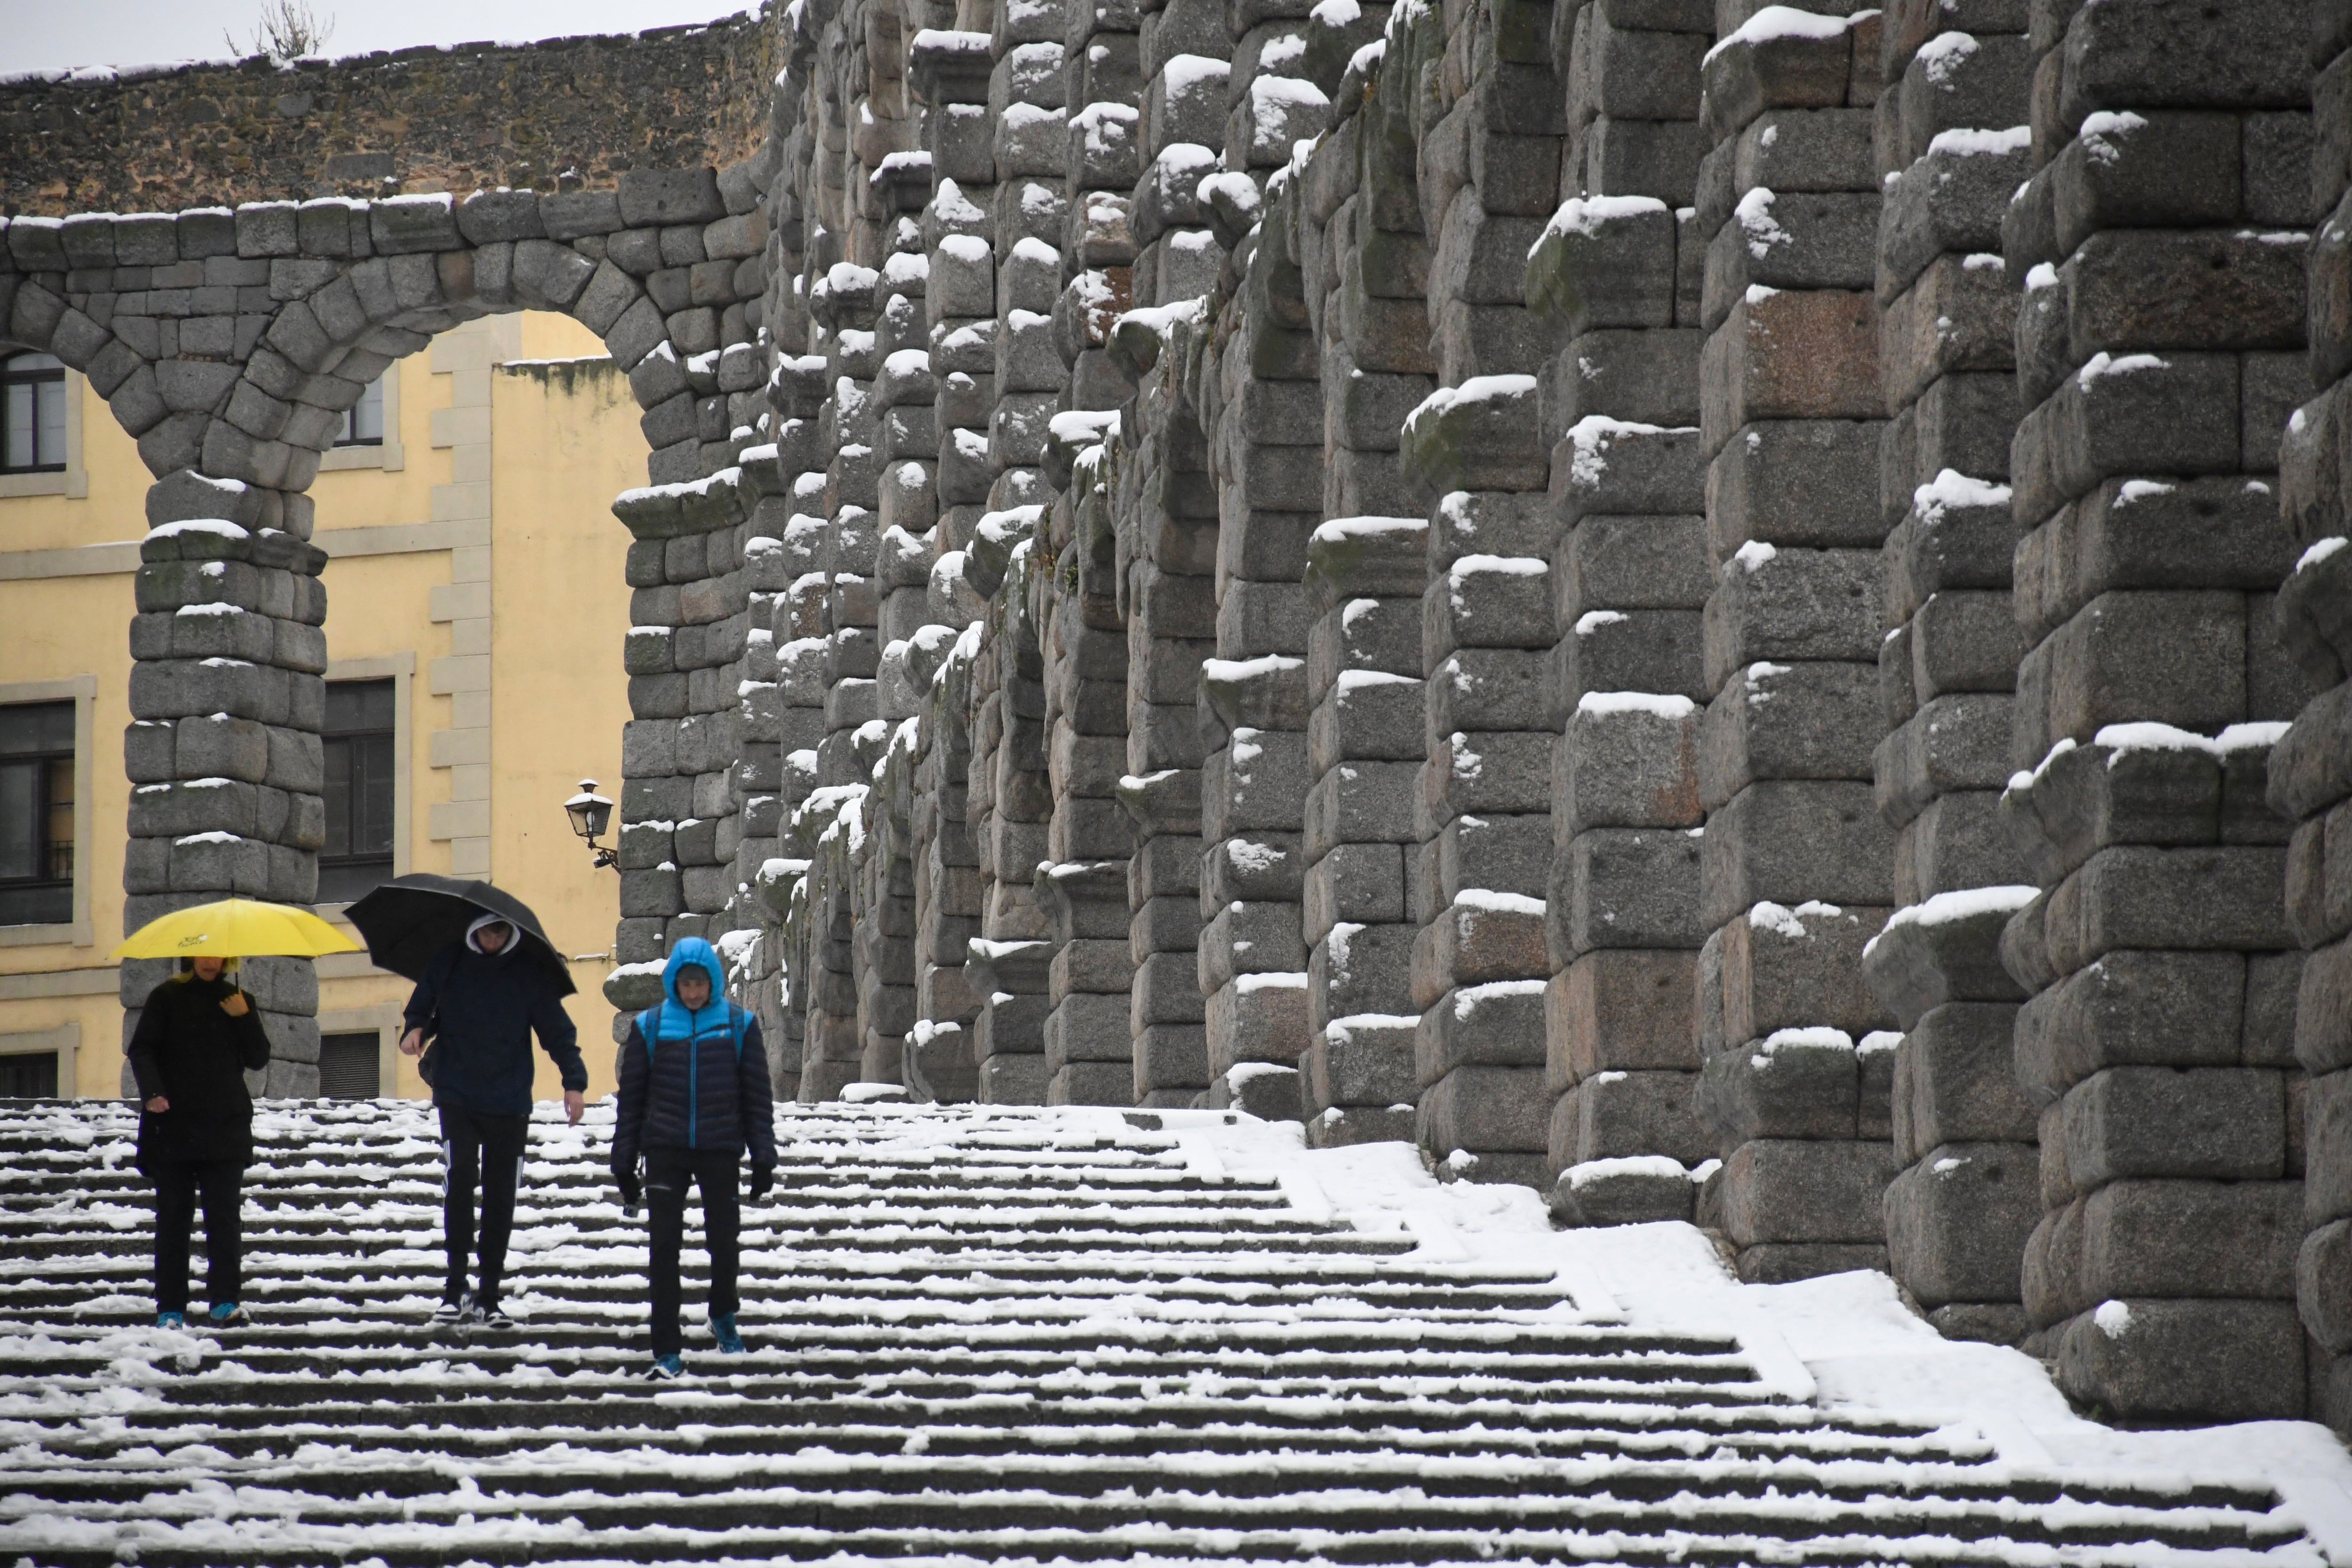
[44, 756, 72, 881]
[0, 883, 71, 925]
[0, 760, 36, 882]
[318, 856, 392, 904]
[322, 735, 353, 859]
[0, 701, 73, 926]
[0, 701, 73, 758]
[353, 732, 394, 856]
[320, 680, 395, 905]
[324, 679, 395, 736]
[318, 1033, 380, 1098]
[4, 383, 28, 471]
[0, 1051, 58, 1098]
[35, 377, 64, 466]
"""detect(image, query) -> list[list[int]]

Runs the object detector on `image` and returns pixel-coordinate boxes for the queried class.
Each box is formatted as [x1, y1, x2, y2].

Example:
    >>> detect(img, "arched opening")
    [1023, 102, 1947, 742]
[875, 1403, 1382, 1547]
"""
[0, 272, 673, 1101]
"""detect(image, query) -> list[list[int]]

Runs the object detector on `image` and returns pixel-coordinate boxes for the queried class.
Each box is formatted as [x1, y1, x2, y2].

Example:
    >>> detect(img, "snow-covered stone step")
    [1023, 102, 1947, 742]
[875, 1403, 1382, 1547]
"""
[1, 1172, 1318, 1209]
[5, 1230, 1422, 1268]
[4, 1455, 2300, 1548]
[9, 1400, 1962, 1461]
[4, 1317, 1735, 1360]
[6, 1356, 1781, 1411]
[6, 1417, 1963, 1478]
[3, 1347, 1775, 1401]
[0, 1496, 2303, 1567]
[0, 1271, 1576, 1319]
[1, 1212, 1404, 1256]
[0, 1098, 2336, 1568]
[0, 1265, 1577, 1315]
[10, 1401, 1914, 1467]
[2, 1181, 1335, 1214]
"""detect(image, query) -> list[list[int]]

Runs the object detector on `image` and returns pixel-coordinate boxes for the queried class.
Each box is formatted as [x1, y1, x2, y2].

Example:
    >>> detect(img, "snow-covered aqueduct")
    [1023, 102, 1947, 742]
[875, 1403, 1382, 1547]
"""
[8, 0, 2352, 1449]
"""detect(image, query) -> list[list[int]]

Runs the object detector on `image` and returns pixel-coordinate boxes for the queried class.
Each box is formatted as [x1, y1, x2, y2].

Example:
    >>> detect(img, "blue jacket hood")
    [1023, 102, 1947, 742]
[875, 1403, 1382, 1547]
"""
[662, 937, 725, 1004]
[657, 938, 731, 1040]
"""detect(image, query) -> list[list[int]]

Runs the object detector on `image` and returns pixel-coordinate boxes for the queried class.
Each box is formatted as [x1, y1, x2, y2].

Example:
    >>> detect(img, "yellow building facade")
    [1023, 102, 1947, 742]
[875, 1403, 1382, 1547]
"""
[0, 312, 639, 1105]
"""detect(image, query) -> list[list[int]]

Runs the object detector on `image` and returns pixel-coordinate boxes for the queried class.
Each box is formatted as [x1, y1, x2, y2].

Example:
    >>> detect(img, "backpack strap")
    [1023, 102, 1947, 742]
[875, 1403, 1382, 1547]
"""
[641, 1003, 749, 1059]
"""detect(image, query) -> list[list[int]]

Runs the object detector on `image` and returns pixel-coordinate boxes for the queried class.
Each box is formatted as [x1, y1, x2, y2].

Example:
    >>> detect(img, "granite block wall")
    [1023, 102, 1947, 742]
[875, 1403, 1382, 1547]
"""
[14, 0, 2349, 1433]
[1995, 0, 2318, 1425]
[2276, 0, 2352, 1442]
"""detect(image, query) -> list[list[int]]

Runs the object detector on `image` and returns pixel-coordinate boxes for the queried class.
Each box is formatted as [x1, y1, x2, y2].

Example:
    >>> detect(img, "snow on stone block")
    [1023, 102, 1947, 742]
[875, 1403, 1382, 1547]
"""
[1549, 1154, 1698, 1228]
[1400, 374, 1546, 498]
[1526, 196, 1677, 335]
[1860, 885, 2037, 1028]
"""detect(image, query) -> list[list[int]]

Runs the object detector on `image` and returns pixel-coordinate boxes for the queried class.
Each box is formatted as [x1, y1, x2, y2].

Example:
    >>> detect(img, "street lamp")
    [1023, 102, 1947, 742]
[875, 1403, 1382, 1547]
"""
[564, 780, 617, 870]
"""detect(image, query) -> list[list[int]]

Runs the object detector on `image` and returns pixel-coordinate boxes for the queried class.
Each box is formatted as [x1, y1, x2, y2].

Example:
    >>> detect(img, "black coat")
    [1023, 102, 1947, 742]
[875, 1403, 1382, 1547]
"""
[612, 1009, 775, 1174]
[401, 941, 585, 1117]
[127, 974, 271, 1170]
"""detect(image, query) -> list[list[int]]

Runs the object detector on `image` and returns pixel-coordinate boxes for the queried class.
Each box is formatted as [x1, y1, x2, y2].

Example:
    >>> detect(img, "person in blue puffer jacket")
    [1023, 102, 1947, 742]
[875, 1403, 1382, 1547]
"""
[610, 937, 775, 1377]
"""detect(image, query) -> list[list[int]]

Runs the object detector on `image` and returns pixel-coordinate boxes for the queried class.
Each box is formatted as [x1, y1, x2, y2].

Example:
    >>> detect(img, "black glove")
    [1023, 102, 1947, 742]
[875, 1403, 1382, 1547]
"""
[747, 1164, 773, 1203]
[614, 1165, 641, 1214]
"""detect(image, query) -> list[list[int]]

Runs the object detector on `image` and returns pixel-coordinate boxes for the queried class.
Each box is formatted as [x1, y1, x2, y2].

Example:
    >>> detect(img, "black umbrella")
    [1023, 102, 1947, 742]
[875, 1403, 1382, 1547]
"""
[344, 873, 578, 996]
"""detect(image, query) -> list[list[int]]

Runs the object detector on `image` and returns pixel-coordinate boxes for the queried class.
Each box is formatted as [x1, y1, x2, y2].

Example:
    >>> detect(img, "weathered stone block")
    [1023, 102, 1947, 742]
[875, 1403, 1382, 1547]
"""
[2062, 1065, 2288, 1187]
[1549, 949, 1699, 1084]
[1547, 827, 1706, 957]
[1884, 1140, 2040, 1307]
[1701, 781, 1893, 930]
[2056, 1298, 2306, 1426]
[1717, 1137, 1899, 1247]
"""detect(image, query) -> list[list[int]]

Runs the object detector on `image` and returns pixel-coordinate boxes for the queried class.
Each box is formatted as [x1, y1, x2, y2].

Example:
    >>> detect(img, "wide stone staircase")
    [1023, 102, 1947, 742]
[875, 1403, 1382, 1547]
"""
[0, 1097, 2325, 1565]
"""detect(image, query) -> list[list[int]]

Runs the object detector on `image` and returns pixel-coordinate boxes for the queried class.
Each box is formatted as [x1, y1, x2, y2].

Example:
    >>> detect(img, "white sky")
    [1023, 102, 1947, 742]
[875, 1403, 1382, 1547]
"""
[0, 0, 755, 76]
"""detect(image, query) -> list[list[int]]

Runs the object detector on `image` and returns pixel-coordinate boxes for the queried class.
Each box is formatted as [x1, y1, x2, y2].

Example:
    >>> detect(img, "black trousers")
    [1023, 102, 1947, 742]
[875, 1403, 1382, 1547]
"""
[153, 1158, 243, 1313]
[646, 1148, 741, 1357]
[439, 1104, 529, 1307]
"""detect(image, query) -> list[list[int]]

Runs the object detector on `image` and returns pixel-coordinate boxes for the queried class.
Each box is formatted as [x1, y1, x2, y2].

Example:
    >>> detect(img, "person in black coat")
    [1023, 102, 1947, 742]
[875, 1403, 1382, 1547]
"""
[127, 955, 272, 1329]
[611, 936, 775, 1377]
[397, 912, 586, 1328]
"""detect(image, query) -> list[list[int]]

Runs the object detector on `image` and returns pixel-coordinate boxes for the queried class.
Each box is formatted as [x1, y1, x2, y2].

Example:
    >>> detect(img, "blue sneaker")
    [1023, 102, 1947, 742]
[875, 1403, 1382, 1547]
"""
[156, 1311, 185, 1330]
[648, 1353, 685, 1380]
[712, 1313, 746, 1354]
[207, 1302, 245, 1326]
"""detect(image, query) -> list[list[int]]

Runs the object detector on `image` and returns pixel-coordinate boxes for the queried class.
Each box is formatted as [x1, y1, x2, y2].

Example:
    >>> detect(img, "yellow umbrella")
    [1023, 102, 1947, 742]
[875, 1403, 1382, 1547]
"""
[112, 897, 363, 961]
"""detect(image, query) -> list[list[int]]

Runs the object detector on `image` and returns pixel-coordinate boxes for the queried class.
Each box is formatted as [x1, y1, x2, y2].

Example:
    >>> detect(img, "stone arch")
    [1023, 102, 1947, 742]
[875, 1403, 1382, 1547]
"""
[0, 174, 774, 1092]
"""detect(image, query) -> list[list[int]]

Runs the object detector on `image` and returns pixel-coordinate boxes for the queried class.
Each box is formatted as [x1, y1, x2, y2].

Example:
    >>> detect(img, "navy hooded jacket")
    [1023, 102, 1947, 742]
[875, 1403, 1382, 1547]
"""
[400, 926, 586, 1117]
[611, 938, 775, 1176]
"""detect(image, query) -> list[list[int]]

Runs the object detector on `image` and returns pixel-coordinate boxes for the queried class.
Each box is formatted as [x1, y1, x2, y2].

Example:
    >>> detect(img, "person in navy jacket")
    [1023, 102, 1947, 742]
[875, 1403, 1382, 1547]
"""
[397, 914, 586, 1329]
[611, 936, 774, 1377]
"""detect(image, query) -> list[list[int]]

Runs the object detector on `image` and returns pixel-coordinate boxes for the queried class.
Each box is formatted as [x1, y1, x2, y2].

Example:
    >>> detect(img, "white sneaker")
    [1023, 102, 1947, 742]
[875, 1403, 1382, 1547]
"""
[430, 1290, 471, 1325]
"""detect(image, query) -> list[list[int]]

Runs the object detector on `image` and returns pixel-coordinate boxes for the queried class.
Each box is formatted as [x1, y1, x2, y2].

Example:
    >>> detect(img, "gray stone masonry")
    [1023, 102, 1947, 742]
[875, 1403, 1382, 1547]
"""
[0, 170, 760, 1098]
[1992, 0, 2318, 1427]
[1685, 6, 1901, 1285]
[1530, 0, 1714, 1229]
[46, 0, 2352, 1436]
[1866, 2, 2037, 1347]
[2273, 0, 2352, 1442]
[1388, 0, 1564, 1193]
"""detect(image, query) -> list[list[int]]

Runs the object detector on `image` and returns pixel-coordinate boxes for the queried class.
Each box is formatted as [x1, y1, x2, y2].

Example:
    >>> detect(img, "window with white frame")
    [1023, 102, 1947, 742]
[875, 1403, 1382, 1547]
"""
[336, 375, 386, 447]
[319, 678, 397, 903]
[1, 353, 68, 473]
[0, 701, 74, 927]
[0, 1051, 59, 1098]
